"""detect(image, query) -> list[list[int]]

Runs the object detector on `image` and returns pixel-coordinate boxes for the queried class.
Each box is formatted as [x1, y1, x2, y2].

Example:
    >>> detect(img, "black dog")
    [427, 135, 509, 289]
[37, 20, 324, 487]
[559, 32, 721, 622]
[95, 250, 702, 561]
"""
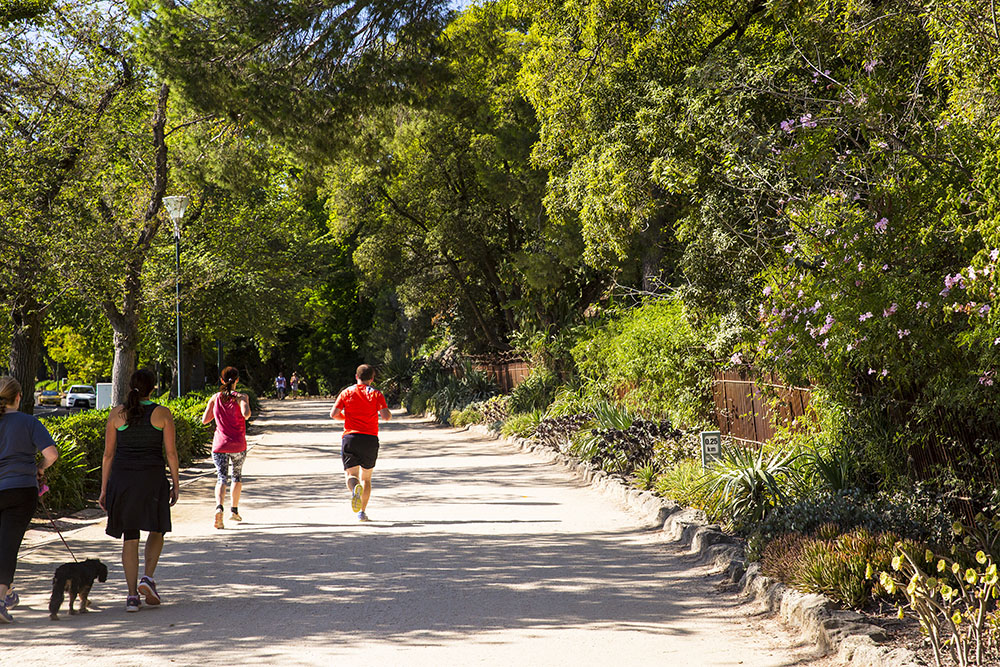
[49, 558, 108, 620]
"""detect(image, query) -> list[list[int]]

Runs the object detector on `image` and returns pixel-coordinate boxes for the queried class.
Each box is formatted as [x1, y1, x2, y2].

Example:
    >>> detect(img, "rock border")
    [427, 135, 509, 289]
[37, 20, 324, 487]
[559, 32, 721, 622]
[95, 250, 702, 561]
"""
[467, 424, 923, 667]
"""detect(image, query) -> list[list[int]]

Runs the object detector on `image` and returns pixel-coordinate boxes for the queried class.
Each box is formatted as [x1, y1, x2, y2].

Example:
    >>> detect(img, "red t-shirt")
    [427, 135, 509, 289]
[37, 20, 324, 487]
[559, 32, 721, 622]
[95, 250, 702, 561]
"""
[335, 383, 388, 436]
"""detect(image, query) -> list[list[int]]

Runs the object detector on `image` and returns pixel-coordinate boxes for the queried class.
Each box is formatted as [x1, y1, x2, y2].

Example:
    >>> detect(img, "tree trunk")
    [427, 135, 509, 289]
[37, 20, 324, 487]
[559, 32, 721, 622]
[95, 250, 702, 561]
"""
[8, 302, 43, 415]
[109, 321, 138, 405]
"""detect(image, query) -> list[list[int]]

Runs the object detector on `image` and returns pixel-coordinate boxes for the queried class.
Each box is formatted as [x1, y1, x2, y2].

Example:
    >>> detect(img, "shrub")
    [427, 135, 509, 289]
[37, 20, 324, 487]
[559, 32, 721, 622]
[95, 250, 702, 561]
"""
[748, 488, 954, 559]
[40, 392, 213, 509]
[575, 416, 681, 475]
[701, 444, 799, 532]
[44, 409, 111, 480]
[478, 395, 510, 426]
[509, 367, 558, 414]
[500, 410, 542, 439]
[40, 436, 90, 511]
[761, 527, 907, 608]
[653, 459, 714, 511]
[534, 413, 591, 451]
[449, 405, 483, 427]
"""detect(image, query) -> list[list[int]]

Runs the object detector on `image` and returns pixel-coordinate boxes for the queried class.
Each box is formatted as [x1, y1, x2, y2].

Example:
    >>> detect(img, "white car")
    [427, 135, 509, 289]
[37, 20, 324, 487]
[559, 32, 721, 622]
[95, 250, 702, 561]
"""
[62, 385, 96, 409]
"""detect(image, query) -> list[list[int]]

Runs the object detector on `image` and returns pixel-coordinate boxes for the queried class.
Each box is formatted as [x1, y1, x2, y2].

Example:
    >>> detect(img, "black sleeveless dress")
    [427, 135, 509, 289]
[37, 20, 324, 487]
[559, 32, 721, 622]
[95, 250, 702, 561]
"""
[104, 403, 172, 538]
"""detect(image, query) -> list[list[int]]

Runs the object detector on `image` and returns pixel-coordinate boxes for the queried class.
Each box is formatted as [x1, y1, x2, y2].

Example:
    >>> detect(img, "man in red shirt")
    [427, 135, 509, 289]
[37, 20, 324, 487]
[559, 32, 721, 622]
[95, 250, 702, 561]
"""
[330, 364, 391, 521]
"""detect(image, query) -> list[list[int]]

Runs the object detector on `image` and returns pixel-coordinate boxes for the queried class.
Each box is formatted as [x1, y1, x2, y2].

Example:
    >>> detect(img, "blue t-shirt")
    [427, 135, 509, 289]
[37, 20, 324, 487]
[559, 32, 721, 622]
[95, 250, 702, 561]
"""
[0, 410, 57, 491]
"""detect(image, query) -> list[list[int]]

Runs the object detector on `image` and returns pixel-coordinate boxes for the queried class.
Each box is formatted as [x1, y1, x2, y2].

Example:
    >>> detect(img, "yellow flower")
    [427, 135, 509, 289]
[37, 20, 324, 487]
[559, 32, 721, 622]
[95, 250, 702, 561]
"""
[966, 569, 978, 585]
[952, 611, 963, 625]
[954, 562, 962, 575]
[953, 521, 964, 535]
[938, 559, 947, 572]
[941, 584, 954, 599]
[892, 555, 903, 571]
[897, 606, 905, 620]
[926, 549, 935, 563]
[865, 563, 873, 580]
[977, 551, 988, 565]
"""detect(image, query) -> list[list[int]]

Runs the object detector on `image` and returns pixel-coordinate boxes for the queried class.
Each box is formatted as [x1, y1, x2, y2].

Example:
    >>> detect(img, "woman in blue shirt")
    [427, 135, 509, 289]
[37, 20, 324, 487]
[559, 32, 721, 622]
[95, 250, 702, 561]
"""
[0, 376, 59, 623]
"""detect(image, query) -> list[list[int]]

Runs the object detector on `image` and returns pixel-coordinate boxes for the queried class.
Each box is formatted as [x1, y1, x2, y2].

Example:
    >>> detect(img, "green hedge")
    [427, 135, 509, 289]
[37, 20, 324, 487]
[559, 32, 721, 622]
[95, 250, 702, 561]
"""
[40, 392, 217, 510]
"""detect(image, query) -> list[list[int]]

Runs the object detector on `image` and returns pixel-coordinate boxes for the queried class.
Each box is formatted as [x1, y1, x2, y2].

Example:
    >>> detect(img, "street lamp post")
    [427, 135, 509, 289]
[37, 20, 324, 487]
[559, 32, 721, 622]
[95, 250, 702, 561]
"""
[163, 195, 190, 398]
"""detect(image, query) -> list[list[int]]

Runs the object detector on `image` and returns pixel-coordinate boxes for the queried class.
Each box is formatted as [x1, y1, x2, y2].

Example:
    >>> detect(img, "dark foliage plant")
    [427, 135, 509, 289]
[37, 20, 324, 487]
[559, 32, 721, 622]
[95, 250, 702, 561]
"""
[534, 413, 592, 451]
[582, 418, 681, 475]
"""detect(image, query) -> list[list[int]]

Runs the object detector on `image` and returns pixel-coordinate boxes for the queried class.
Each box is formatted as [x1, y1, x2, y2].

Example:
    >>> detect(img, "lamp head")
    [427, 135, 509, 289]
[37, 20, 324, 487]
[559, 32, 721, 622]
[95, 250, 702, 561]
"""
[163, 195, 190, 238]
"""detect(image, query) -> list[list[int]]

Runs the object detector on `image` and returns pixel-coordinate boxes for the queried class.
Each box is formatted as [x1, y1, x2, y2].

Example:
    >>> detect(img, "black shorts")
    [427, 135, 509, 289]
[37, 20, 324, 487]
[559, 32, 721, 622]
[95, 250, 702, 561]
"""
[342, 433, 379, 470]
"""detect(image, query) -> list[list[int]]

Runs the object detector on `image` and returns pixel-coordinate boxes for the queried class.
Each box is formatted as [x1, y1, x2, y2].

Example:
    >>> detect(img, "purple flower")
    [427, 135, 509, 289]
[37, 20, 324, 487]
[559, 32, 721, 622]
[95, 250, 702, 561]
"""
[882, 264, 889, 271]
[991, 249, 999, 262]
[859, 312, 873, 321]
[883, 303, 898, 317]
[799, 113, 817, 128]
[763, 285, 772, 297]
[730, 352, 743, 365]
[874, 218, 888, 233]
[897, 329, 910, 338]
[783, 243, 795, 253]
[819, 339, 829, 349]
[863, 59, 880, 73]
[881, 369, 889, 377]
[780, 119, 795, 133]
[979, 304, 991, 316]
[994, 337, 1000, 346]
[858, 261, 865, 271]
[868, 368, 876, 375]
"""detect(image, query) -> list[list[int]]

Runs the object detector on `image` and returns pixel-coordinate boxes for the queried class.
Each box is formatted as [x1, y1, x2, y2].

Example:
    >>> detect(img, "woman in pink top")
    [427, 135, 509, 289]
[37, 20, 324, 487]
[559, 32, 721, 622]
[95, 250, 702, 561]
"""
[201, 367, 251, 530]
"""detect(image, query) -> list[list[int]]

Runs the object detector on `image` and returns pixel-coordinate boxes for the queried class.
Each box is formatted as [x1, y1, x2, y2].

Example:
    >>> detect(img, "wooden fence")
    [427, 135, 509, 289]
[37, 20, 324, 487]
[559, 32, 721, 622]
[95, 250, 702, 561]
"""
[468, 358, 532, 393]
[712, 370, 812, 445]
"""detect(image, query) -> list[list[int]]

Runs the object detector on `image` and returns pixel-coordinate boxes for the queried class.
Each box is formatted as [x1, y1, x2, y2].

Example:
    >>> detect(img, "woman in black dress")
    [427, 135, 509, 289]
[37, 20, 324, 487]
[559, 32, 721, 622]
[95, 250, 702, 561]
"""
[99, 369, 180, 613]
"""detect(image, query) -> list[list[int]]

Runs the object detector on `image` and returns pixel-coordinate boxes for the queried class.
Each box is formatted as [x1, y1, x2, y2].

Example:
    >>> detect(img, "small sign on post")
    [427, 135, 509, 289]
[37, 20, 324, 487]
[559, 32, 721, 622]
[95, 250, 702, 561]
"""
[701, 431, 722, 468]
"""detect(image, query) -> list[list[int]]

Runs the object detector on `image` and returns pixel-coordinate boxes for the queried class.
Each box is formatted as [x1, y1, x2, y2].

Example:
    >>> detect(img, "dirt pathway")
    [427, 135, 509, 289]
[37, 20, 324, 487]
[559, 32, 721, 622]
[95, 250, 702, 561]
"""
[4, 401, 834, 665]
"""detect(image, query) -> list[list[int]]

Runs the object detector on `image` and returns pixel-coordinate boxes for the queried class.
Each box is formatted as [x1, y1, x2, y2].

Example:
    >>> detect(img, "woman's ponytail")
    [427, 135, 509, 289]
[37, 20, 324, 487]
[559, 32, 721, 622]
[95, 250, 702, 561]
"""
[220, 366, 240, 403]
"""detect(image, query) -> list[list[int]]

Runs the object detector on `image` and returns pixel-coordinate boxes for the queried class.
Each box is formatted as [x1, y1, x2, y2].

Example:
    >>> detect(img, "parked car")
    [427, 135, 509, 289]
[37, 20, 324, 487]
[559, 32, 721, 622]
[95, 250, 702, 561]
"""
[62, 385, 96, 409]
[38, 389, 63, 406]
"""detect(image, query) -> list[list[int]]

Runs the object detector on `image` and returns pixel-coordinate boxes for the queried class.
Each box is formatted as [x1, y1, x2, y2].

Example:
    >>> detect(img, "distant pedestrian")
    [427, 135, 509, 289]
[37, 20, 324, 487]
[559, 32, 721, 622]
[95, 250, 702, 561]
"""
[0, 376, 59, 623]
[275, 373, 287, 400]
[330, 364, 390, 521]
[201, 367, 251, 530]
[99, 369, 180, 613]
[290, 372, 299, 399]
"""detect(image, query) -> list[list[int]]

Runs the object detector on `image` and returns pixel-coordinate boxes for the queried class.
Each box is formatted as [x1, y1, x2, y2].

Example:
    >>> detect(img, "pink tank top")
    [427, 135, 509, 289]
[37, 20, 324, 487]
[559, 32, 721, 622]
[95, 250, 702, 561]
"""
[212, 394, 247, 453]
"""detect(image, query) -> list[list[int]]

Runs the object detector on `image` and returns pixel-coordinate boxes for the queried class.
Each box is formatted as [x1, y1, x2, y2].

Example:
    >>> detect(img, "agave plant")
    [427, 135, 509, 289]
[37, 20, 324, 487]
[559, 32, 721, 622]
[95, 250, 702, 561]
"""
[701, 444, 799, 530]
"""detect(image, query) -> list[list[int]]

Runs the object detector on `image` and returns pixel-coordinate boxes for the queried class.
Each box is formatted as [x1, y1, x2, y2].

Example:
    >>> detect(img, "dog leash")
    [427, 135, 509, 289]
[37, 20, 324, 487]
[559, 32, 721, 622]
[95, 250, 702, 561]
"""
[38, 490, 79, 563]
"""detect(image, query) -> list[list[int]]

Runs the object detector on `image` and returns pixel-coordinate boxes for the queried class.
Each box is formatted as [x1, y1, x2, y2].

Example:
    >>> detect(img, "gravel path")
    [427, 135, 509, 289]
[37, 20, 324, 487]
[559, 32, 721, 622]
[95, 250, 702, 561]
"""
[4, 401, 835, 665]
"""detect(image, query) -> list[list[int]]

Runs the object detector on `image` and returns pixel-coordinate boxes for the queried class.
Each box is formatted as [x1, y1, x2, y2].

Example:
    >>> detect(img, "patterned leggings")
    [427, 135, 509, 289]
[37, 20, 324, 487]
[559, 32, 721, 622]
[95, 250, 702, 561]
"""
[213, 450, 248, 485]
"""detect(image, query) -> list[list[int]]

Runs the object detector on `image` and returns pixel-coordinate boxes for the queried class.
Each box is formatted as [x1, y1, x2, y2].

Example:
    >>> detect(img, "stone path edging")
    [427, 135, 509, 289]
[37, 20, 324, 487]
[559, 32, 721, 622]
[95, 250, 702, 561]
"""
[466, 424, 923, 667]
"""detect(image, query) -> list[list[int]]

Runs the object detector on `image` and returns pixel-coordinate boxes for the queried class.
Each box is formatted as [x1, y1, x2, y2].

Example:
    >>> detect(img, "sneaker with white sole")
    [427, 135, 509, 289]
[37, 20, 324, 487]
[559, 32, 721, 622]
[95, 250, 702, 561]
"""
[350, 483, 364, 513]
[3, 589, 18, 610]
[138, 576, 160, 606]
[125, 595, 140, 613]
[214, 510, 224, 529]
[357, 511, 370, 522]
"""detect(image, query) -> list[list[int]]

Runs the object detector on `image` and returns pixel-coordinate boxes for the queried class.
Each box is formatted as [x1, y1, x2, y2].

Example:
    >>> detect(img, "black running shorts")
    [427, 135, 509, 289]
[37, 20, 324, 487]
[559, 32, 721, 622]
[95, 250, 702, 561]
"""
[342, 433, 379, 470]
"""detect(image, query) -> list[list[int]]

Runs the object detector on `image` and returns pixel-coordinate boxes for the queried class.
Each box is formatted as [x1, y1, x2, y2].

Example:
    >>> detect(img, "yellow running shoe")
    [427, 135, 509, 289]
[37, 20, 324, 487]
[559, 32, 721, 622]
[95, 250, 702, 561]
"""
[350, 483, 364, 513]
